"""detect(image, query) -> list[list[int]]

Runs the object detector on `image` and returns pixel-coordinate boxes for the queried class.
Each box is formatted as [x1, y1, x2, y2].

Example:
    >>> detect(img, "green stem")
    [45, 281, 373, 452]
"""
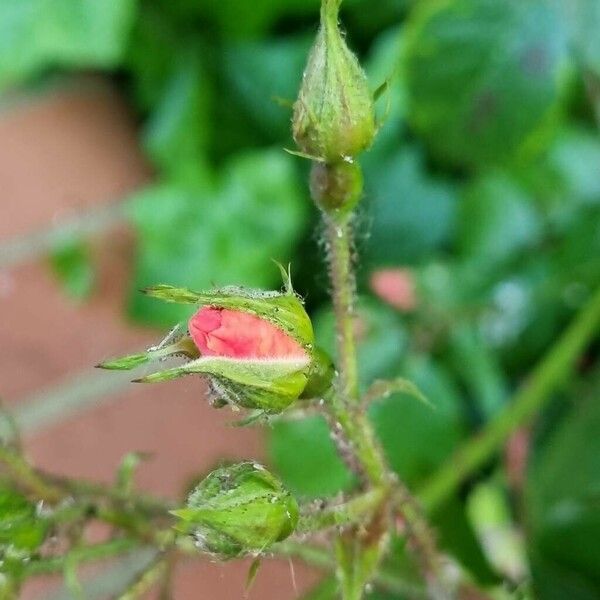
[22, 539, 143, 577]
[116, 555, 168, 600]
[420, 284, 600, 512]
[298, 488, 386, 533]
[324, 216, 388, 488]
[321, 0, 342, 23]
[0, 446, 64, 502]
[275, 541, 427, 598]
[393, 486, 450, 600]
[326, 216, 359, 404]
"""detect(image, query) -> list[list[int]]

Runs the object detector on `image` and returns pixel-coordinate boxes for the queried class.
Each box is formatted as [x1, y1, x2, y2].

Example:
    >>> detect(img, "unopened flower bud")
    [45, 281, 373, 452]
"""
[100, 271, 334, 413]
[293, 0, 376, 162]
[0, 486, 48, 553]
[172, 462, 298, 559]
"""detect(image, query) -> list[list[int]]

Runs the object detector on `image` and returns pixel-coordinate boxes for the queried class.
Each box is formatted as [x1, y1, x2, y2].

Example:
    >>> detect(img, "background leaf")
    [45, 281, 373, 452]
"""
[127, 149, 308, 326]
[0, 0, 138, 89]
[404, 0, 569, 167]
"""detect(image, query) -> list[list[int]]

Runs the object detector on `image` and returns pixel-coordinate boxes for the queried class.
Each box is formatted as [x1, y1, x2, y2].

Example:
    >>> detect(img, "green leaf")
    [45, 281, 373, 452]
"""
[49, 238, 95, 301]
[404, 0, 569, 167]
[142, 47, 210, 177]
[447, 323, 508, 420]
[178, 0, 319, 38]
[313, 299, 408, 387]
[459, 172, 542, 268]
[268, 415, 355, 498]
[563, 0, 600, 76]
[300, 577, 338, 600]
[362, 377, 433, 409]
[127, 149, 308, 327]
[0, 0, 138, 89]
[370, 356, 465, 487]
[522, 127, 600, 216]
[223, 35, 312, 139]
[433, 495, 500, 585]
[527, 382, 600, 597]
[365, 145, 457, 266]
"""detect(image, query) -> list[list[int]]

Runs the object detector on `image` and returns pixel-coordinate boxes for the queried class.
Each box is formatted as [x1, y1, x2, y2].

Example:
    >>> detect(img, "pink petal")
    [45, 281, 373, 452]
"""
[189, 307, 307, 360]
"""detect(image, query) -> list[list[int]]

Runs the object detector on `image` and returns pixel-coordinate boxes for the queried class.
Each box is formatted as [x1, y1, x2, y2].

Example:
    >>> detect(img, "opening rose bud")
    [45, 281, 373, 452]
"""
[99, 280, 334, 413]
[189, 307, 309, 361]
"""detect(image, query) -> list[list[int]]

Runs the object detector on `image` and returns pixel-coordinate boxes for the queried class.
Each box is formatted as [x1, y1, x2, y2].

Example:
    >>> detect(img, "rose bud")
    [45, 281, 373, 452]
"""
[0, 486, 49, 554]
[171, 462, 298, 559]
[292, 0, 376, 163]
[100, 273, 334, 413]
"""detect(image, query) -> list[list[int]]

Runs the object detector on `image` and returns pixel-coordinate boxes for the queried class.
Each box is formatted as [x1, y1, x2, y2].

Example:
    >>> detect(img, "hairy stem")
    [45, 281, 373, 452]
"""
[0, 445, 64, 502]
[394, 485, 450, 600]
[420, 283, 600, 512]
[22, 539, 143, 577]
[275, 541, 427, 598]
[326, 216, 360, 404]
[324, 215, 388, 489]
[298, 488, 386, 533]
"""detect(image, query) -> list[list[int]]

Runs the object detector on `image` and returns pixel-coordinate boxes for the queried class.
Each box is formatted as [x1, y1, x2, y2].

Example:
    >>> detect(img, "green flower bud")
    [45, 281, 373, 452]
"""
[172, 462, 298, 559]
[0, 486, 48, 554]
[293, 0, 376, 163]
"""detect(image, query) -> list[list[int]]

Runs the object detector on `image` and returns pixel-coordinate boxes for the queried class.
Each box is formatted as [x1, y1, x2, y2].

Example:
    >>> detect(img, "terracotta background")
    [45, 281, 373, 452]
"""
[0, 80, 319, 599]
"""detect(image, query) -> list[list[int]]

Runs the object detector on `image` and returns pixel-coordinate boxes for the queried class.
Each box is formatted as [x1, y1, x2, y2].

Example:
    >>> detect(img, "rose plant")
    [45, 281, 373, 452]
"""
[2, 0, 600, 599]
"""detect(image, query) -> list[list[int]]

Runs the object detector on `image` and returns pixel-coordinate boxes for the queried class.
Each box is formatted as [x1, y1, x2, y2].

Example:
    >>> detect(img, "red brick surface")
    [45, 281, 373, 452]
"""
[1, 81, 319, 599]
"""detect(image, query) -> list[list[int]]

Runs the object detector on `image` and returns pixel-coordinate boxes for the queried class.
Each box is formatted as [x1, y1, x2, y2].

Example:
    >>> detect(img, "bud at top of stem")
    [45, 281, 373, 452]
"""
[293, 0, 376, 163]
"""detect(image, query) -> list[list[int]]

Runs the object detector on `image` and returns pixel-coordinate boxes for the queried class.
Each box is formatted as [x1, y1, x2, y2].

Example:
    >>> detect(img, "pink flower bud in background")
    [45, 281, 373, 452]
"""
[189, 307, 308, 360]
[370, 269, 417, 312]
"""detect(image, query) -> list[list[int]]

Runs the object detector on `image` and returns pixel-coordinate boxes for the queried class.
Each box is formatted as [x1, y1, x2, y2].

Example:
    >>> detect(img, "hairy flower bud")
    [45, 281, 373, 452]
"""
[172, 462, 298, 559]
[293, 0, 375, 162]
[99, 271, 334, 412]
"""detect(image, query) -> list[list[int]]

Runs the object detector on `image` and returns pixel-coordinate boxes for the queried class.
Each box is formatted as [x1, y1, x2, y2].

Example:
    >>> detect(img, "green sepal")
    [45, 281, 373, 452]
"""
[134, 355, 310, 413]
[143, 284, 314, 351]
[96, 337, 199, 371]
[301, 347, 335, 399]
[172, 462, 299, 560]
[96, 353, 151, 371]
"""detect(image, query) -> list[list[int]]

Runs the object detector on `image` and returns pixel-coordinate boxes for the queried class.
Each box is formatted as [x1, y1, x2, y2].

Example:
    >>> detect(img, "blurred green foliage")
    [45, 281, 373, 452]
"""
[2, 0, 600, 597]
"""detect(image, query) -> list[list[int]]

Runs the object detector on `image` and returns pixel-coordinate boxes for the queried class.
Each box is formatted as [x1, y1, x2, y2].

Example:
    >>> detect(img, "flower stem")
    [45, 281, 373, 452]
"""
[0, 445, 64, 502]
[324, 214, 388, 489]
[298, 488, 386, 533]
[116, 555, 169, 600]
[419, 283, 600, 512]
[274, 541, 427, 598]
[21, 539, 143, 577]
